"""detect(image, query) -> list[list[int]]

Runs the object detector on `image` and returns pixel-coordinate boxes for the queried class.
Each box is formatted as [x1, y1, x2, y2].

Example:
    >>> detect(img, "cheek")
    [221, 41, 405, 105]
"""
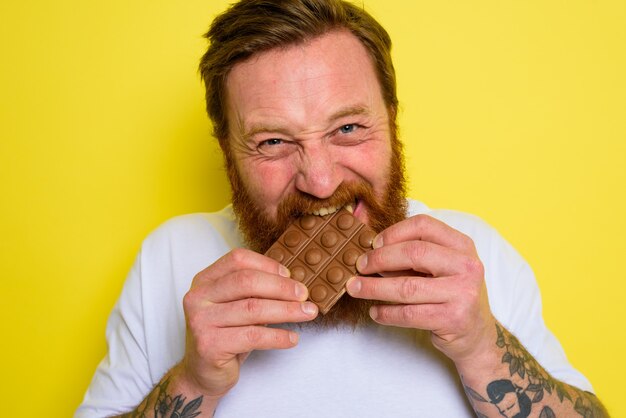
[344, 140, 392, 194]
[239, 160, 296, 211]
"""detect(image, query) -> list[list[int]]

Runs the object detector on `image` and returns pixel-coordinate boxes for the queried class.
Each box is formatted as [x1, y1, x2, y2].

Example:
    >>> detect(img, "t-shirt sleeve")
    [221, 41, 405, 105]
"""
[74, 252, 153, 417]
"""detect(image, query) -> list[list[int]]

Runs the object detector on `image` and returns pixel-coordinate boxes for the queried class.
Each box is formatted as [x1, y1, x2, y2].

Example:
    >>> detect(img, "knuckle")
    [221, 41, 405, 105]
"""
[412, 214, 429, 228]
[233, 269, 257, 292]
[467, 274, 485, 297]
[457, 232, 479, 256]
[229, 248, 248, 264]
[276, 277, 291, 295]
[184, 297, 214, 331]
[461, 284, 480, 303]
[399, 278, 420, 301]
[243, 298, 263, 316]
[183, 289, 200, 313]
[405, 241, 427, 265]
[400, 305, 418, 323]
[412, 214, 434, 234]
[448, 303, 472, 330]
[185, 310, 202, 331]
[244, 327, 263, 346]
[458, 231, 473, 247]
[272, 330, 287, 345]
[182, 290, 194, 310]
[188, 320, 217, 351]
[463, 256, 484, 277]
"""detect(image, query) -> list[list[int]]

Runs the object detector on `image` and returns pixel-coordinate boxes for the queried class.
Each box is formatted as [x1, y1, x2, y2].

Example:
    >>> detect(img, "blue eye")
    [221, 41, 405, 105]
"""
[261, 138, 282, 146]
[339, 124, 356, 134]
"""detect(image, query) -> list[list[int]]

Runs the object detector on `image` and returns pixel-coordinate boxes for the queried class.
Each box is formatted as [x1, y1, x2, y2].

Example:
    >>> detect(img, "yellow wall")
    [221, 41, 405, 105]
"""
[1, 1, 623, 416]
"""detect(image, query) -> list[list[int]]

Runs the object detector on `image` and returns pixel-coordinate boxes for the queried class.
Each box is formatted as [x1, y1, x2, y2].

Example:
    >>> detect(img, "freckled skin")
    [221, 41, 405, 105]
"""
[225, 30, 393, 226]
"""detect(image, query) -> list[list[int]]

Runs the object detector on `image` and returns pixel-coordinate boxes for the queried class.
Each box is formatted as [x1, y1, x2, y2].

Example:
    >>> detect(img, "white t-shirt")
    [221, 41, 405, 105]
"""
[76, 200, 592, 417]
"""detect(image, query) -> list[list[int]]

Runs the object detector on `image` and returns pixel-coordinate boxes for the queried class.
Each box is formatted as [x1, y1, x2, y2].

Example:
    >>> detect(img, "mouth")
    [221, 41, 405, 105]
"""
[307, 200, 356, 216]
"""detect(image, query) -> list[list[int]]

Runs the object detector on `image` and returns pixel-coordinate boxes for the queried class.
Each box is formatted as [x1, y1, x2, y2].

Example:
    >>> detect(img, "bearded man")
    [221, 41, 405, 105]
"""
[76, 1, 607, 417]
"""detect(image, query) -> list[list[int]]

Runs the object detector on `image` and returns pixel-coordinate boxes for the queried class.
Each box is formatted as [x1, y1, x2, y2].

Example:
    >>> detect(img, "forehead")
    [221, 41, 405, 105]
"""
[225, 30, 386, 133]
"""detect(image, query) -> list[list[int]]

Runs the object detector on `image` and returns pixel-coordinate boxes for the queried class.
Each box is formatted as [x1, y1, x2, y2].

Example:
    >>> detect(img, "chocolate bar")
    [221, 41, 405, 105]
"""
[265, 208, 376, 314]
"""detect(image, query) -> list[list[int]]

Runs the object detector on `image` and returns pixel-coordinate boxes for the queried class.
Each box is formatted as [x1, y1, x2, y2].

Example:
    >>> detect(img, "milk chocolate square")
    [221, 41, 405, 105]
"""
[264, 208, 376, 314]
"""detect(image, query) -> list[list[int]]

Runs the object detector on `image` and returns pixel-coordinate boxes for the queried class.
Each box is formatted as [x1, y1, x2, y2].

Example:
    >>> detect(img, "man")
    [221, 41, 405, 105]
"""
[76, 0, 608, 417]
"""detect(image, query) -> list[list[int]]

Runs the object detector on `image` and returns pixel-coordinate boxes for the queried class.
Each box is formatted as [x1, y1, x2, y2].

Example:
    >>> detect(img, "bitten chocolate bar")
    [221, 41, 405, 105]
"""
[264, 208, 376, 314]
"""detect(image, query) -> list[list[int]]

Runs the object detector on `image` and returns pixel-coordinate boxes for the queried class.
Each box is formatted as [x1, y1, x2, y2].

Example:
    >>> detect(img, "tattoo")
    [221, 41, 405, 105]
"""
[120, 377, 203, 418]
[463, 323, 607, 417]
[494, 323, 571, 405]
[539, 406, 556, 418]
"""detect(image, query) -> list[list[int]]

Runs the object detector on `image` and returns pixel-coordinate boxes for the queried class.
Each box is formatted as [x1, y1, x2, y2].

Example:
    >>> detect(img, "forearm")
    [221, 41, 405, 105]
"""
[115, 363, 219, 418]
[459, 322, 608, 418]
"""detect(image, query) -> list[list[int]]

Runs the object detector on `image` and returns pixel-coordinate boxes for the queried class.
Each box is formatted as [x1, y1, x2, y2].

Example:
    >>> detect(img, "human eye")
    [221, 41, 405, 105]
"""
[338, 124, 358, 134]
[259, 138, 283, 147]
[331, 122, 368, 146]
[255, 137, 296, 158]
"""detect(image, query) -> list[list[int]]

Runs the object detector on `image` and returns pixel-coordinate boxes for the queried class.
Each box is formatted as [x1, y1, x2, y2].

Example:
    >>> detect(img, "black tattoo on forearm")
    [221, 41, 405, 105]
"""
[119, 377, 203, 418]
[463, 323, 608, 417]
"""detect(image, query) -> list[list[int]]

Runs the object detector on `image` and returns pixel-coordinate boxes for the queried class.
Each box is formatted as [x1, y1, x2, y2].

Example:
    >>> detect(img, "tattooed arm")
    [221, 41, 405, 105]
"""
[115, 365, 216, 418]
[346, 214, 608, 417]
[461, 323, 608, 418]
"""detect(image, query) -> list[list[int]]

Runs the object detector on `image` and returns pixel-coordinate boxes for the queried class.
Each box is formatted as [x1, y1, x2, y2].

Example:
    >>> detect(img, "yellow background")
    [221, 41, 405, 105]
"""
[1, 1, 624, 416]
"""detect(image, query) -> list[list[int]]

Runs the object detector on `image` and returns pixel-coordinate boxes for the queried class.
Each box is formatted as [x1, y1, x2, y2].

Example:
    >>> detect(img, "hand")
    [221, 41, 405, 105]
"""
[346, 214, 496, 365]
[179, 248, 319, 399]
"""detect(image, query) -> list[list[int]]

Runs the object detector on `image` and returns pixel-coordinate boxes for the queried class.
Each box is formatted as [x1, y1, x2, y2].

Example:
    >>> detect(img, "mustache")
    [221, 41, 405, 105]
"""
[275, 182, 377, 223]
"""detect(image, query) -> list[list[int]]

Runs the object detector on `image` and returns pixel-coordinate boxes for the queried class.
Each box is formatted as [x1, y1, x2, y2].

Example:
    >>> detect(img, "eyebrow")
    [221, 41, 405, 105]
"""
[243, 124, 291, 142]
[326, 105, 371, 123]
[242, 105, 372, 141]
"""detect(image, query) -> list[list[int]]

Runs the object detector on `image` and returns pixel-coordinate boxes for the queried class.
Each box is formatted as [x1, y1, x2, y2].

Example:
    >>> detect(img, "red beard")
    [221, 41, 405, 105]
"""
[224, 135, 407, 327]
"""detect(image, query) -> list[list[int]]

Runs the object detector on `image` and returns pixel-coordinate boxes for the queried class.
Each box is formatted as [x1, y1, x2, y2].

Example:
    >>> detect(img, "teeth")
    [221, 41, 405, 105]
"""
[345, 203, 354, 213]
[309, 205, 341, 216]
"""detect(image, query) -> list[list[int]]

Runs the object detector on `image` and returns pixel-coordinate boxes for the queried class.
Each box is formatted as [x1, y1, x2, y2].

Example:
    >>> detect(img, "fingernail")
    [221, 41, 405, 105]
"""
[279, 265, 290, 277]
[295, 283, 308, 300]
[356, 254, 367, 272]
[289, 331, 299, 344]
[301, 302, 318, 315]
[369, 306, 378, 320]
[373, 235, 383, 249]
[346, 277, 361, 295]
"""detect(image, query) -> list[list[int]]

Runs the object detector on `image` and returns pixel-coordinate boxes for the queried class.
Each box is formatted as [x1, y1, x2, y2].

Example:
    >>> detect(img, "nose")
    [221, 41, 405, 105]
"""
[294, 144, 342, 199]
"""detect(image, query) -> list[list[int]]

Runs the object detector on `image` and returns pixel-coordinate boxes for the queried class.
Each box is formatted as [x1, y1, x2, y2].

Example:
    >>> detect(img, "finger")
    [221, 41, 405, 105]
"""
[346, 276, 450, 304]
[215, 326, 302, 353]
[374, 214, 475, 254]
[194, 248, 290, 285]
[209, 299, 318, 327]
[379, 269, 427, 278]
[368, 303, 448, 330]
[206, 269, 309, 303]
[356, 240, 473, 277]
